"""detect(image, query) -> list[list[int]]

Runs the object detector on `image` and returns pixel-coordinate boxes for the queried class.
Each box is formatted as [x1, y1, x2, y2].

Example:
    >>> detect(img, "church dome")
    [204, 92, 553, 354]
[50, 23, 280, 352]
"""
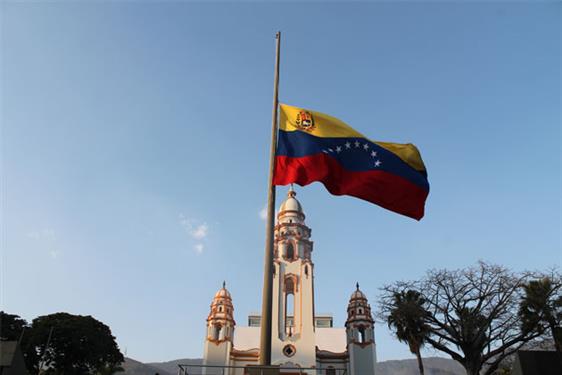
[278, 186, 303, 213]
[206, 282, 235, 343]
[350, 288, 367, 301]
[277, 187, 306, 225]
[346, 283, 374, 325]
[214, 286, 231, 299]
[208, 281, 235, 326]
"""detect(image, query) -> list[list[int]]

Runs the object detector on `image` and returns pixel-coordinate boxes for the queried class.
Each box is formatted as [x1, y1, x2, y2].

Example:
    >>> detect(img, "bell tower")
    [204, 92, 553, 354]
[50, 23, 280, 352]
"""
[346, 283, 377, 375]
[202, 282, 235, 373]
[271, 188, 316, 367]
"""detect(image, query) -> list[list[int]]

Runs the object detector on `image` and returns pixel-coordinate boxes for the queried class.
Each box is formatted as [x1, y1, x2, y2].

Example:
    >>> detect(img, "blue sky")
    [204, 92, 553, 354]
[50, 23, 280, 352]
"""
[2, 0, 561, 364]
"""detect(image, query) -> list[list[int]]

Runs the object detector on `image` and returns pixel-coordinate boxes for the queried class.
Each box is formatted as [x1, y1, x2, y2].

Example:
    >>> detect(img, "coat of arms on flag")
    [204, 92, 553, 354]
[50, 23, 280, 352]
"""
[295, 110, 315, 131]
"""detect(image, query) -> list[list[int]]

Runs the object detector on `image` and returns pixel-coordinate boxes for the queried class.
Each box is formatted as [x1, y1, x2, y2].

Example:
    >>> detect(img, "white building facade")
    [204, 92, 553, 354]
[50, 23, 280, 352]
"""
[202, 189, 377, 375]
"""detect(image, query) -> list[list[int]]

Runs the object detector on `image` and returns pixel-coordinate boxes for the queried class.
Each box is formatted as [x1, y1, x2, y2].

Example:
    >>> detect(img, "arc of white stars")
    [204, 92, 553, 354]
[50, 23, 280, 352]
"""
[324, 141, 383, 170]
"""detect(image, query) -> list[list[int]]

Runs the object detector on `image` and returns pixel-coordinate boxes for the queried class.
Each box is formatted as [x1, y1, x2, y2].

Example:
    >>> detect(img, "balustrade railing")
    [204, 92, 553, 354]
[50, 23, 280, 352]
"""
[177, 363, 347, 375]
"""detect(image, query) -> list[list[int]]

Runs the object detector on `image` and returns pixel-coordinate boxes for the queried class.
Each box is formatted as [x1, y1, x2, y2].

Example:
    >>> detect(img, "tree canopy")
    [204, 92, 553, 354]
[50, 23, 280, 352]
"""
[0, 311, 29, 341]
[379, 262, 548, 375]
[0, 311, 124, 375]
[386, 290, 430, 375]
[518, 273, 562, 351]
[27, 313, 124, 374]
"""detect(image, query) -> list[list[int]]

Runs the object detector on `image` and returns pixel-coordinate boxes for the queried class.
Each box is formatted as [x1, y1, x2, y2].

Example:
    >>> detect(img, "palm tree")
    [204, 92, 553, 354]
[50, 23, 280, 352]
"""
[387, 290, 430, 375]
[519, 277, 562, 351]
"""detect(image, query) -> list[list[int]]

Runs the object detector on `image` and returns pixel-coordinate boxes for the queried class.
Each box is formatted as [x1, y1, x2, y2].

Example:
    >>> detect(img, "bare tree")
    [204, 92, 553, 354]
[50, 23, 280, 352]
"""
[379, 262, 544, 375]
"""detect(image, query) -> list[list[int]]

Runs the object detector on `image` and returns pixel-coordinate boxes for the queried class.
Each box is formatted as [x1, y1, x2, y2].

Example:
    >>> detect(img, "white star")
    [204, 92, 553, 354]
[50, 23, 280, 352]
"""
[363, 143, 369, 150]
[371, 151, 377, 157]
[336, 146, 342, 153]
[374, 160, 382, 167]
[354, 141, 360, 148]
[345, 142, 351, 149]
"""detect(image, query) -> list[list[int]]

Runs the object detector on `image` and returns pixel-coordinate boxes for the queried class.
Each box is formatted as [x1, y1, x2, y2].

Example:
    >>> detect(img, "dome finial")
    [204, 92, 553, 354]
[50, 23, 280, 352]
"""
[288, 184, 296, 198]
[222, 280, 226, 289]
[356, 282, 360, 290]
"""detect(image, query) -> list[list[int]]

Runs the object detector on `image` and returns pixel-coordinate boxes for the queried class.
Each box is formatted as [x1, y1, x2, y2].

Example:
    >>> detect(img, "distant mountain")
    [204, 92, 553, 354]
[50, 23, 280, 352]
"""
[376, 357, 465, 375]
[148, 358, 203, 375]
[121, 357, 173, 375]
[122, 356, 465, 375]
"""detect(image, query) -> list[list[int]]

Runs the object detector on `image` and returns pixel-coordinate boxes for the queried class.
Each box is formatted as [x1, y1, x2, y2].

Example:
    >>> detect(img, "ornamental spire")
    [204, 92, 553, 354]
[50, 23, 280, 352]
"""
[288, 184, 296, 198]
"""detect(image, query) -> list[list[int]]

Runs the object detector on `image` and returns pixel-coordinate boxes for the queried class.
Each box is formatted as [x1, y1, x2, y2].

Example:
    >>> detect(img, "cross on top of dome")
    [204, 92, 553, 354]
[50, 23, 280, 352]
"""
[350, 283, 367, 301]
[214, 281, 232, 299]
[288, 184, 296, 198]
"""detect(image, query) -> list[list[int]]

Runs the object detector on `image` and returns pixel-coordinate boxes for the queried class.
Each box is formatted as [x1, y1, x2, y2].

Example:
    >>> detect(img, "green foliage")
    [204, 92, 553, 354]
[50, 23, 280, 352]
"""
[518, 275, 562, 351]
[24, 312, 124, 375]
[0, 311, 29, 341]
[1, 311, 39, 370]
[386, 290, 430, 375]
[387, 290, 429, 354]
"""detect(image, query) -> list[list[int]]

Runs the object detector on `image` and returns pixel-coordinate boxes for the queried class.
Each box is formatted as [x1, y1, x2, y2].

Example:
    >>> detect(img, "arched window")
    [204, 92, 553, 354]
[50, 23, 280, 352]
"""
[304, 265, 309, 277]
[357, 327, 366, 343]
[326, 367, 336, 375]
[286, 293, 294, 335]
[214, 325, 222, 340]
[285, 242, 295, 260]
[285, 277, 295, 336]
[358, 308, 363, 314]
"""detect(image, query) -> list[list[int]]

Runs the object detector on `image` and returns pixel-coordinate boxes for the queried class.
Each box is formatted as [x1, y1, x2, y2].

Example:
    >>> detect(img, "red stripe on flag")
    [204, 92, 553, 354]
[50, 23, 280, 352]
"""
[273, 154, 428, 220]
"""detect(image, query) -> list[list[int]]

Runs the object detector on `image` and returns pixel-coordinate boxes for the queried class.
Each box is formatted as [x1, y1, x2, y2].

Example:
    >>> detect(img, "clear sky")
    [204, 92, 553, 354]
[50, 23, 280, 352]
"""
[2, 0, 561, 364]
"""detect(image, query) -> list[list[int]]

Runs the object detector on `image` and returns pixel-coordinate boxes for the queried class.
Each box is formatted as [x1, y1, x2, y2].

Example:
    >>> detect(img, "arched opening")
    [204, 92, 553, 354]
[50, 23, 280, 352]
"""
[285, 277, 295, 336]
[357, 326, 366, 343]
[285, 242, 295, 260]
[213, 324, 222, 340]
[304, 265, 309, 277]
[326, 367, 336, 375]
[285, 293, 294, 335]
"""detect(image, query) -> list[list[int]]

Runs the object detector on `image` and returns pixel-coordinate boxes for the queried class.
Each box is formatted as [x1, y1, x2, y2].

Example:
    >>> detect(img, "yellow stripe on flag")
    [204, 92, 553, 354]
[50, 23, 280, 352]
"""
[279, 104, 427, 173]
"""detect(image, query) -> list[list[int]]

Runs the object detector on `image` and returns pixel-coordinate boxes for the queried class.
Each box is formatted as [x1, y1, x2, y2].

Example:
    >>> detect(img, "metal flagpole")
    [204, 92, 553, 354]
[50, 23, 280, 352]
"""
[259, 31, 281, 366]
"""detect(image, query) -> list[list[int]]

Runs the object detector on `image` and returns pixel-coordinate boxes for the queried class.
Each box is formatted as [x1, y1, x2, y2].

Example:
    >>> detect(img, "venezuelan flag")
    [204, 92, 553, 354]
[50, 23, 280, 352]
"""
[273, 104, 430, 220]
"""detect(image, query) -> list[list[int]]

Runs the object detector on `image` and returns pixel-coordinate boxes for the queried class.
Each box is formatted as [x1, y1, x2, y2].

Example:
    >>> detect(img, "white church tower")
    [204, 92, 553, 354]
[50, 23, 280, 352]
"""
[271, 187, 316, 367]
[202, 282, 235, 374]
[346, 283, 377, 375]
[200, 188, 377, 374]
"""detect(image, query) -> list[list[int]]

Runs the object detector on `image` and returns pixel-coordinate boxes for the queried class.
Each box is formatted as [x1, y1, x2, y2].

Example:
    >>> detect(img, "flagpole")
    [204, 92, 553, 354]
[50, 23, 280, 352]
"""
[259, 31, 281, 366]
